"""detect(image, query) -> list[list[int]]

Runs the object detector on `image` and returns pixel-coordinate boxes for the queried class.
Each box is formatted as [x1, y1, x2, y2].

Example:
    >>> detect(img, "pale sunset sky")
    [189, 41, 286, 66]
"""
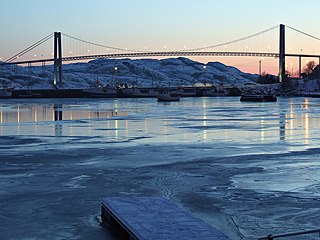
[1, 0, 320, 74]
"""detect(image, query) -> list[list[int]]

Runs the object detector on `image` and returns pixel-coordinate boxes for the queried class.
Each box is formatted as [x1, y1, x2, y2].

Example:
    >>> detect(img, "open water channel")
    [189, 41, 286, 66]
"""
[1, 96, 320, 239]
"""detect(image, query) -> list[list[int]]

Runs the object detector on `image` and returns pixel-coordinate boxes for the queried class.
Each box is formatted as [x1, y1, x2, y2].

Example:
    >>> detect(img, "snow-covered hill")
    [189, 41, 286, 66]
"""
[0, 57, 258, 89]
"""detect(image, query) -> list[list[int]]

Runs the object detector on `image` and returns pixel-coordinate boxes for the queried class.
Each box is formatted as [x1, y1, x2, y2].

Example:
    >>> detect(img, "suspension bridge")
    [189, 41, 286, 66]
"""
[2, 24, 320, 88]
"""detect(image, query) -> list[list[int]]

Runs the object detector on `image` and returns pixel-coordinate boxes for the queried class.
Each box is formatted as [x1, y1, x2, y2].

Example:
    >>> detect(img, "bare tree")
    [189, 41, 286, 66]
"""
[303, 60, 317, 76]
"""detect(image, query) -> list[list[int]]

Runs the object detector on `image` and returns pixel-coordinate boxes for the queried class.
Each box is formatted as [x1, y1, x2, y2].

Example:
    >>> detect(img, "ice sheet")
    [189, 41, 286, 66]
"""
[1, 96, 320, 239]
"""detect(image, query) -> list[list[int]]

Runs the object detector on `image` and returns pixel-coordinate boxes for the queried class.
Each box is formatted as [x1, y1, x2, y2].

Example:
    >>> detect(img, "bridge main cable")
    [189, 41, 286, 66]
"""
[61, 33, 146, 53]
[5, 33, 53, 63]
[286, 25, 320, 41]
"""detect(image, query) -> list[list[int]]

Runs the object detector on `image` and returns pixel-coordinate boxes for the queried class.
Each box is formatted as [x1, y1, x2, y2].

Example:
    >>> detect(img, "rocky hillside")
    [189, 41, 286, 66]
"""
[0, 57, 258, 89]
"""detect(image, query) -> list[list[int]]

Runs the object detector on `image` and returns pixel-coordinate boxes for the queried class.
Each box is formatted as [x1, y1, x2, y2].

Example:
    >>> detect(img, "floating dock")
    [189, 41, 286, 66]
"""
[101, 197, 230, 240]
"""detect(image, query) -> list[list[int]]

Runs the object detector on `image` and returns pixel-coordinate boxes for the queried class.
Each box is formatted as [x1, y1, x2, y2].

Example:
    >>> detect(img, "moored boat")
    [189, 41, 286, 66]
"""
[83, 80, 117, 98]
[157, 91, 180, 102]
[0, 87, 14, 98]
[83, 87, 117, 98]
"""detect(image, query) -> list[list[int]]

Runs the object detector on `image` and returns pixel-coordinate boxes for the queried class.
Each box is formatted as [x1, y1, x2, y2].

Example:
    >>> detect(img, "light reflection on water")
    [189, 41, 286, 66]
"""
[0, 104, 127, 123]
[0, 97, 319, 147]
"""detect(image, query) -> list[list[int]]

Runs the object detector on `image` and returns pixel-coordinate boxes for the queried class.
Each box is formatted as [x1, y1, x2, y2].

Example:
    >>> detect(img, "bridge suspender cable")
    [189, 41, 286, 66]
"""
[62, 26, 278, 53]
[6, 25, 320, 66]
[4, 25, 279, 65]
[5, 33, 53, 63]
[61, 33, 145, 53]
[181, 25, 278, 52]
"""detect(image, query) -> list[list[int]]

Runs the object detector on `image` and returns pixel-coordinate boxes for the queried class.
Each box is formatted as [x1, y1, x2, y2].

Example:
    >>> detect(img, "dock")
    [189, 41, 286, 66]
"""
[12, 89, 84, 98]
[100, 197, 230, 240]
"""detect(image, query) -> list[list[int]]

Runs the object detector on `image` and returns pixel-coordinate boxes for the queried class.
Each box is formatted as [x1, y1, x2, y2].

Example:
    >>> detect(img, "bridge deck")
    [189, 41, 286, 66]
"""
[101, 197, 230, 240]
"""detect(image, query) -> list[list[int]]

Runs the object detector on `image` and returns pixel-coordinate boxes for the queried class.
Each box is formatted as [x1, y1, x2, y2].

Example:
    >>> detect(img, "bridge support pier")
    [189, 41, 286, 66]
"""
[279, 24, 285, 82]
[53, 32, 62, 88]
[299, 56, 301, 77]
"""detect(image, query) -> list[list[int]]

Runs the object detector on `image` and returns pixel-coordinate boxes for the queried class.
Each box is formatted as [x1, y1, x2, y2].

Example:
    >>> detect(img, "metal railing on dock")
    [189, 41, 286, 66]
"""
[258, 229, 320, 240]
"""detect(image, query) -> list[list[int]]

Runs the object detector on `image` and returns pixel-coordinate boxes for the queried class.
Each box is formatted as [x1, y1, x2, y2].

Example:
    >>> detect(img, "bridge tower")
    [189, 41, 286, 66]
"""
[279, 24, 285, 82]
[53, 32, 62, 88]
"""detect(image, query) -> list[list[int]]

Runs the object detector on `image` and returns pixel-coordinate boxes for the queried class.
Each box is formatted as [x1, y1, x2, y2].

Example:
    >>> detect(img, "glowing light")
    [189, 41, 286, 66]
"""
[17, 106, 20, 123]
[125, 120, 129, 138]
[304, 113, 309, 144]
[202, 98, 207, 141]
[260, 119, 265, 142]
[305, 98, 309, 110]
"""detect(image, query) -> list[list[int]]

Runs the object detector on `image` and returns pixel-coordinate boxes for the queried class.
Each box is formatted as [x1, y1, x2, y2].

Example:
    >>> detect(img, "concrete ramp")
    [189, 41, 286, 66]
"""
[101, 197, 230, 240]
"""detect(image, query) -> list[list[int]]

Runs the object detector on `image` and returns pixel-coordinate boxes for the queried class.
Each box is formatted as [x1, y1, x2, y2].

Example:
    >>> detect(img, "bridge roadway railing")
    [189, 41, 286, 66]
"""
[3, 51, 279, 65]
[5, 51, 320, 65]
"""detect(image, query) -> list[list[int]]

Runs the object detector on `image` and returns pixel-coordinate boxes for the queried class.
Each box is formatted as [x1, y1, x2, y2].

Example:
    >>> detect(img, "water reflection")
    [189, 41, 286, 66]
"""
[279, 111, 286, 141]
[0, 102, 129, 138]
[54, 104, 62, 121]
[0, 104, 128, 124]
[202, 98, 207, 141]
[260, 119, 265, 142]
[0, 98, 319, 146]
[304, 114, 309, 144]
[304, 98, 310, 145]
[54, 104, 63, 136]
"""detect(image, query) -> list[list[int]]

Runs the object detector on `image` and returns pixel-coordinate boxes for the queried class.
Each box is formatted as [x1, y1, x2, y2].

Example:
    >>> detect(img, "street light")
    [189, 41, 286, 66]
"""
[114, 67, 118, 86]
[203, 65, 207, 84]
[290, 63, 293, 77]
[258, 57, 264, 76]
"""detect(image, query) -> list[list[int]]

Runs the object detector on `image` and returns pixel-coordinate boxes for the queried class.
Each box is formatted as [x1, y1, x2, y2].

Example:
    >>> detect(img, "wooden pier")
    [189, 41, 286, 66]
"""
[101, 197, 230, 240]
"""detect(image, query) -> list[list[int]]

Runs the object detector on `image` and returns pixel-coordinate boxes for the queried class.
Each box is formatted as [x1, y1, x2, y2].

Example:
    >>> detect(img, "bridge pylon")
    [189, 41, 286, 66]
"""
[53, 32, 62, 88]
[279, 24, 285, 82]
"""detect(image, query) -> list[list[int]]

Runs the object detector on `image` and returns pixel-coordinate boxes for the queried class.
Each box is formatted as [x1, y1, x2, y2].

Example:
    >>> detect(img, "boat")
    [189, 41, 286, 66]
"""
[0, 87, 14, 98]
[121, 87, 160, 98]
[83, 87, 117, 98]
[83, 80, 117, 98]
[157, 91, 180, 102]
[240, 94, 277, 102]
